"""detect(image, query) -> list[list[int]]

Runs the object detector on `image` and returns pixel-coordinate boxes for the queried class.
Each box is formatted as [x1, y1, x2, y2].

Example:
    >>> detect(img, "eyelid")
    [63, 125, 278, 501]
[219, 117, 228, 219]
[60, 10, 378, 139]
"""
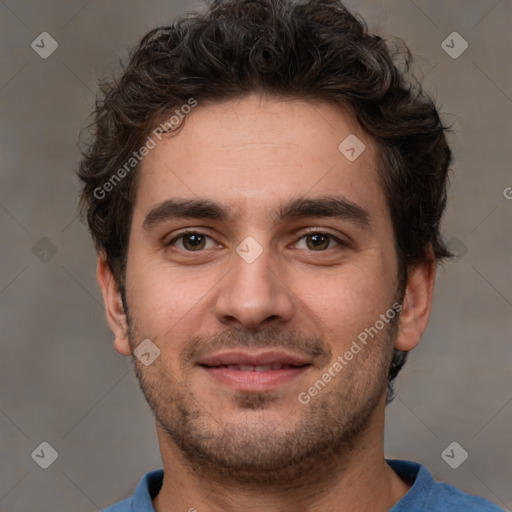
[299, 227, 346, 239]
[293, 228, 348, 249]
[166, 228, 218, 247]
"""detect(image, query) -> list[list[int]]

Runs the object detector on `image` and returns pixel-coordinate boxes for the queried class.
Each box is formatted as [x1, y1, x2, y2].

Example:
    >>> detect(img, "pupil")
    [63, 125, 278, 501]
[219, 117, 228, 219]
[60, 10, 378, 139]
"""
[309, 234, 328, 249]
[186, 234, 204, 249]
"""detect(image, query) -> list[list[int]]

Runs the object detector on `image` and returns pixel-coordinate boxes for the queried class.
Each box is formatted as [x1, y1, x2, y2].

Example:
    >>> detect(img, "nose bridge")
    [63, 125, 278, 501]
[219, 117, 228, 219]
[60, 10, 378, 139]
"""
[214, 235, 294, 329]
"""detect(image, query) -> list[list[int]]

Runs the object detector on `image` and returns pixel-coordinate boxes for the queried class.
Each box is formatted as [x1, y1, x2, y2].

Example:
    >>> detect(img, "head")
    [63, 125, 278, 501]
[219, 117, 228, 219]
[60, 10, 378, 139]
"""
[78, 0, 452, 482]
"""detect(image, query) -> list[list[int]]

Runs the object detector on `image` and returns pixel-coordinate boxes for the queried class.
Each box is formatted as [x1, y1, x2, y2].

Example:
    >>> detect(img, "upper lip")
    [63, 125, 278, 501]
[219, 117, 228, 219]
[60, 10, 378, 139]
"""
[198, 350, 312, 367]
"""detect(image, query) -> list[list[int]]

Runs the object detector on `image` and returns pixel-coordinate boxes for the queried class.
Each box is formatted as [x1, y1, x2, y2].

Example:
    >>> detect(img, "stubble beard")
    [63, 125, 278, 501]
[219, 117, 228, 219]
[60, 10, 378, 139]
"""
[126, 315, 398, 486]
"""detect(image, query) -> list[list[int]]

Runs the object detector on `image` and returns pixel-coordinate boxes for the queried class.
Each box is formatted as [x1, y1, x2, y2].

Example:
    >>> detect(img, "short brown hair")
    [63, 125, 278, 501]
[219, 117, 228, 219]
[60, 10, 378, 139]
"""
[77, 0, 453, 401]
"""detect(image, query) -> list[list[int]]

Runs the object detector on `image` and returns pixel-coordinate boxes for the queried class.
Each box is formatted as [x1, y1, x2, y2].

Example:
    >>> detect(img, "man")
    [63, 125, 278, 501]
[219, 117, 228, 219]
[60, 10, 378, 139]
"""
[77, 0, 505, 510]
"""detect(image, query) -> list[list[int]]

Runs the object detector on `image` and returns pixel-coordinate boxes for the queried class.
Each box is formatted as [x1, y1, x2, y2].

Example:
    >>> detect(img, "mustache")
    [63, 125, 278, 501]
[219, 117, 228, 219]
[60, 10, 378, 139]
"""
[182, 326, 332, 367]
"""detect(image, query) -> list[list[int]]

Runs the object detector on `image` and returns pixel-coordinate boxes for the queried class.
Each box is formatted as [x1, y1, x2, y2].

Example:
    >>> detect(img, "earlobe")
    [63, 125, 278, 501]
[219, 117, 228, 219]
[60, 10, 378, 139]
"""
[96, 253, 132, 356]
[394, 250, 436, 352]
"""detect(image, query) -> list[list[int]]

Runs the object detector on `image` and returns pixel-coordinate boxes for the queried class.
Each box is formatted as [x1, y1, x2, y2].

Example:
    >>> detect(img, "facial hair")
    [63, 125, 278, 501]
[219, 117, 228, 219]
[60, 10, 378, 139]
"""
[125, 306, 400, 486]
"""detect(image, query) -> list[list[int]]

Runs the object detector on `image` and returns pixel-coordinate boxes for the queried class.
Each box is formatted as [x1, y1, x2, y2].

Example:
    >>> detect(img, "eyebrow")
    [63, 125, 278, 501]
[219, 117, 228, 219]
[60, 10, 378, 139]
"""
[142, 195, 371, 231]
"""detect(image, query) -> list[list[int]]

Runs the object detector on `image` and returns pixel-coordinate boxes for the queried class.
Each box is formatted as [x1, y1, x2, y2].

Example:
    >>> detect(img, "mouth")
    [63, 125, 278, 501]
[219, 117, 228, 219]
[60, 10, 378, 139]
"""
[205, 363, 305, 372]
[198, 350, 313, 391]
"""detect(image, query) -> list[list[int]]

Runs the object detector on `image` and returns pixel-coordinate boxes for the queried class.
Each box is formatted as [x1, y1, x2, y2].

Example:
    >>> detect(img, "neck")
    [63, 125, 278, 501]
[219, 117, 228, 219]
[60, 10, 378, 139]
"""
[152, 399, 410, 512]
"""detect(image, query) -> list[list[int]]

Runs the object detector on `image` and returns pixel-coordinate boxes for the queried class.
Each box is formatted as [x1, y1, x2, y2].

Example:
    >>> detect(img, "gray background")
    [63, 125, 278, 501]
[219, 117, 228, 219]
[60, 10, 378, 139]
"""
[0, 0, 511, 511]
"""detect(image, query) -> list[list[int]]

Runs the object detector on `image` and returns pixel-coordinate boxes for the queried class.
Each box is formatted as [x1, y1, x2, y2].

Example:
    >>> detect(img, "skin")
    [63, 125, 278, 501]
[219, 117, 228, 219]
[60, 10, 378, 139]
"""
[97, 93, 436, 512]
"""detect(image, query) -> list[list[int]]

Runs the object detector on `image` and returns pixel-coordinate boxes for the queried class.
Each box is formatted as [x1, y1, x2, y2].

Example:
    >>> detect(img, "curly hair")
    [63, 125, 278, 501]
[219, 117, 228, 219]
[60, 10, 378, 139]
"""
[77, 0, 453, 403]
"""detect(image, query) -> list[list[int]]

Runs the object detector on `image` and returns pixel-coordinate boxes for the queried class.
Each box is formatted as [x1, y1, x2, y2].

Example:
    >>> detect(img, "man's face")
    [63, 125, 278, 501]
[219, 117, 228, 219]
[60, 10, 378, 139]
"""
[121, 94, 403, 480]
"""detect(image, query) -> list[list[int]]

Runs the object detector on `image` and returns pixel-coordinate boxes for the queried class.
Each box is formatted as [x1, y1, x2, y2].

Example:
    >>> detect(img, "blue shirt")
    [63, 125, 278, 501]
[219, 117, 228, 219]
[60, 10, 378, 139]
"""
[101, 459, 505, 511]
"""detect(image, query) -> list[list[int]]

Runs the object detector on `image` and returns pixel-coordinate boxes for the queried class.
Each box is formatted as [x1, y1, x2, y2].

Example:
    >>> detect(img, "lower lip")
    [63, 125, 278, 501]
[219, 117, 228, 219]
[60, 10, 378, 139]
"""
[200, 365, 311, 391]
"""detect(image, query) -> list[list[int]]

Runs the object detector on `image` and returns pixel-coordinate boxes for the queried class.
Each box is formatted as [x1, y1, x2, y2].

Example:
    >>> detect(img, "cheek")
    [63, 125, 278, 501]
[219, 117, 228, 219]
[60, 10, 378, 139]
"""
[126, 257, 217, 333]
[291, 261, 396, 345]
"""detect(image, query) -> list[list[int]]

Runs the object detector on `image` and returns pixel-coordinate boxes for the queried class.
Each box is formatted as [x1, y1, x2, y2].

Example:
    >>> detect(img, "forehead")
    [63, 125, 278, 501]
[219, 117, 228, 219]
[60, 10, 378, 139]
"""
[132, 94, 388, 227]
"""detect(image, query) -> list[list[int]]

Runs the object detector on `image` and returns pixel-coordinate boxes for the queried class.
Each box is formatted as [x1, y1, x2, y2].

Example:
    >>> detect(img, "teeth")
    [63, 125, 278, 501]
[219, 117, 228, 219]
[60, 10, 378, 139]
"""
[254, 365, 272, 372]
[225, 364, 288, 372]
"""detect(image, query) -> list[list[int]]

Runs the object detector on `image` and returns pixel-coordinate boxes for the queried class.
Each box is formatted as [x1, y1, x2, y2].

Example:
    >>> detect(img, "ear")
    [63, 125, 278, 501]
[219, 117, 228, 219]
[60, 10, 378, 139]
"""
[394, 248, 436, 352]
[96, 252, 132, 356]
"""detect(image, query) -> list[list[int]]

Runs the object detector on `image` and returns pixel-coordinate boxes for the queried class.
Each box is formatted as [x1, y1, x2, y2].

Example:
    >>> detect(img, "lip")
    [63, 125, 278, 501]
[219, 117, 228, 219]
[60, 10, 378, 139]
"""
[198, 350, 312, 367]
[198, 350, 313, 392]
[200, 365, 311, 391]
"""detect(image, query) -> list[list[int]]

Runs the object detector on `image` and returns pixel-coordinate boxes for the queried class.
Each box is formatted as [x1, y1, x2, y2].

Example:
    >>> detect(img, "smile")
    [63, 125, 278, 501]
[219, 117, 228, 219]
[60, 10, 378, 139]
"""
[213, 363, 301, 372]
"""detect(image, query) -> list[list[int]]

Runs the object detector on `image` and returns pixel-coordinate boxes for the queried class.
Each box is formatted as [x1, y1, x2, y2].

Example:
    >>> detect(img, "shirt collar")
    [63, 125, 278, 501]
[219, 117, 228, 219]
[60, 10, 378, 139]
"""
[130, 459, 430, 510]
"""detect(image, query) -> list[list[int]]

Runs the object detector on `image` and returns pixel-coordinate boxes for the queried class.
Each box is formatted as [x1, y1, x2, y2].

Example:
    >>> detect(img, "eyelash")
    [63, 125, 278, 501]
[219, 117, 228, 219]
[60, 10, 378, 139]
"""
[166, 229, 346, 252]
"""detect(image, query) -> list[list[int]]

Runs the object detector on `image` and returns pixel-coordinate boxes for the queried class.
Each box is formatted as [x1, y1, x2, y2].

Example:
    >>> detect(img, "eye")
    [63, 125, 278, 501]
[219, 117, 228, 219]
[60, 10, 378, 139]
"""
[167, 231, 216, 251]
[166, 230, 346, 253]
[295, 231, 344, 251]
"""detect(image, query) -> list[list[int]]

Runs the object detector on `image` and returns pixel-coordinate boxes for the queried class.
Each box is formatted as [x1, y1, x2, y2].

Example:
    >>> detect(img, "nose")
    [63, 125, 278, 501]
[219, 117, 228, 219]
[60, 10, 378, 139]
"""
[213, 241, 294, 330]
